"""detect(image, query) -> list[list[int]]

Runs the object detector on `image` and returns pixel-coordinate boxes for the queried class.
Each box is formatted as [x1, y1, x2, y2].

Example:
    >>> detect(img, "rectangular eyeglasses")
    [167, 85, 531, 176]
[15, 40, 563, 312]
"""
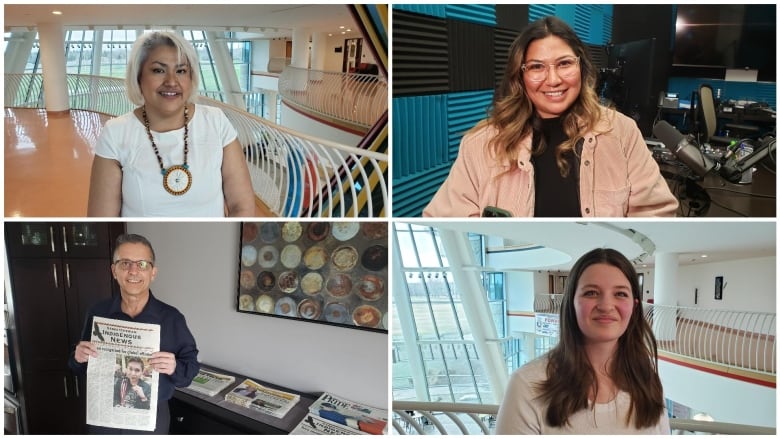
[114, 259, 154, 271]
[521, 56, 580, 82]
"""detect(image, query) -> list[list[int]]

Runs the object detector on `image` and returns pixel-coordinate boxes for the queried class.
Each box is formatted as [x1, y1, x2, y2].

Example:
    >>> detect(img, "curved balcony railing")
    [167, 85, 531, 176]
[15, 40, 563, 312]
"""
[201, 89, 281, 125]
[645, 304, 776, 373]
[533, 295, 776, 375]
[278, 66, 387, 131]
[391, 401, 776, 435]
[5, 73, 132, 116]
[5, 73, 388, 217]
[533, 293, 564, 314]
[199, 96, 388, 217]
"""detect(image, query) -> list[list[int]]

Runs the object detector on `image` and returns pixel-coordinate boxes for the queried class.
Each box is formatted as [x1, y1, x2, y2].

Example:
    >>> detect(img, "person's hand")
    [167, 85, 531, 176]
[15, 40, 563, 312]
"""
[149, 351, 176, 375]
[74, 341, 98, 363]
[132, 384, 148, 401]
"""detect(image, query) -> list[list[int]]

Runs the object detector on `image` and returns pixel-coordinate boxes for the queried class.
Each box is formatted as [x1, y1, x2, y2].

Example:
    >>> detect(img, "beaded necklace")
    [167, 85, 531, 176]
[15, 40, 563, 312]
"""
[141, 104, 192, 195]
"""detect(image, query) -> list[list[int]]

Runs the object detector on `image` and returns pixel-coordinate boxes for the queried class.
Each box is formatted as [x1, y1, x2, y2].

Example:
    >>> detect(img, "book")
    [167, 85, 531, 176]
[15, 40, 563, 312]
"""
[186, 368, 236, 397]
[290, 413, 369, 435]
[306, 393, 388, 435]
[224, 378, 300, 419]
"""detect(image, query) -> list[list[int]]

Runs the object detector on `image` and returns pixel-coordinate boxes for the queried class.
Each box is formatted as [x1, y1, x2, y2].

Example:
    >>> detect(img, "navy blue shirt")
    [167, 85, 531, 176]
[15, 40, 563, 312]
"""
[68, 292, 200, 402]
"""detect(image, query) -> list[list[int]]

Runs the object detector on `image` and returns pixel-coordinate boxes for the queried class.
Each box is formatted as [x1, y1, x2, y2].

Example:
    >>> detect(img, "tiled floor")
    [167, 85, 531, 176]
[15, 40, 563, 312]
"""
[5, 108, 275, 217]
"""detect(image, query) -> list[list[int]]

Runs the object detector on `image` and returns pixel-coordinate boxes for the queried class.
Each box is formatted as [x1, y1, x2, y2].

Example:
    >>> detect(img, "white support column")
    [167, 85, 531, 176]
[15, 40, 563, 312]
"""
[653, 252, 679, 341]
[205, 31, 245, 109]
[392, 226, 430, 401]
[266, 91, 278, 123]
[4, 31, 36, 73]
[290, 28, 311, 69]
[37, 22, 70, 112]
[91, 30, 104, 75]
[288, 28, 311, 92]
[310, 32, 328, 71]
[438, 229, 509, 403]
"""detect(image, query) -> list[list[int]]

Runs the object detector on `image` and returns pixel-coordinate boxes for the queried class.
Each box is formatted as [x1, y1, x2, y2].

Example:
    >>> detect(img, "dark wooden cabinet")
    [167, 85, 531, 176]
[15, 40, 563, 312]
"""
[5, 222, 125, 434]
[169, 396, 256, 435]
[5, 222, 115, 259]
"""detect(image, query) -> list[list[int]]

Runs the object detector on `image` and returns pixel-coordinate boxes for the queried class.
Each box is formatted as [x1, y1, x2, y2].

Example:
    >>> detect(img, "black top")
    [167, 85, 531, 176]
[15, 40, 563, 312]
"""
[532, 116, 581, 217]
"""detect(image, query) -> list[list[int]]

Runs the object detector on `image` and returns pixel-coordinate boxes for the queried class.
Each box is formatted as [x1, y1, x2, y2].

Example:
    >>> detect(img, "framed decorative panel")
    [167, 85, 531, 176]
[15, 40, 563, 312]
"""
[237, 222, 388, 333]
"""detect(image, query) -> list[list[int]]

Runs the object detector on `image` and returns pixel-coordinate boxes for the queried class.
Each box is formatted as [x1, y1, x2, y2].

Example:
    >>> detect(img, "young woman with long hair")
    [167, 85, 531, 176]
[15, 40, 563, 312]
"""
[424, 16, 677, 217]
[496, 248, 669, 433]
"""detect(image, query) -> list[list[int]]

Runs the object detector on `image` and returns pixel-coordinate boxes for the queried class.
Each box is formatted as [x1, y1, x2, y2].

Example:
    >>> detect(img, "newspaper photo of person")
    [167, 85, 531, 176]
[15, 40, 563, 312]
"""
[114, 356, 152, 410]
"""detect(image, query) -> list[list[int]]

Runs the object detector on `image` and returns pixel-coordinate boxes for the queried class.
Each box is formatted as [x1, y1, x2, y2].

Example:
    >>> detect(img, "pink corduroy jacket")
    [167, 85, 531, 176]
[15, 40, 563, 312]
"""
[423, 108, 678, 217]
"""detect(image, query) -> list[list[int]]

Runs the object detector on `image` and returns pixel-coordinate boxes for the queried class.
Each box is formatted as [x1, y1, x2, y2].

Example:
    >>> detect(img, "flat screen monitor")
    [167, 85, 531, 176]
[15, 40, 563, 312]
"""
[672, 4, 776, 81]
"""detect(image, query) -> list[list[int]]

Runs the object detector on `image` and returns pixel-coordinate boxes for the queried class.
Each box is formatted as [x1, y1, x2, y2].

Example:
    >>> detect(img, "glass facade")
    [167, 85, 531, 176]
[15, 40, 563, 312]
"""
[6, 29, 251, 94]
[393, 223, 507, 405]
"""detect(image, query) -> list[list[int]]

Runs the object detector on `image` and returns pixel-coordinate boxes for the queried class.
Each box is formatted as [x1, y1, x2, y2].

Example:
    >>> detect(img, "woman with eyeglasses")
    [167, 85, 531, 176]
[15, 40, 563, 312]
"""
[423, 16, 677, 217]
[495, 248, 669, 434]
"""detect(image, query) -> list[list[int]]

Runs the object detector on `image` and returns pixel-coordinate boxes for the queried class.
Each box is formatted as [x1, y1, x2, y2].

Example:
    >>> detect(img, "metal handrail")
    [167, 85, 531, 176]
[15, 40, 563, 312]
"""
[4, 73, 388, 217]
[199, 96, 388, 217]
[391, 401, 776, 435]
[201, 89, 281, 124]
[532, 295, 776, 374]
[278, 66, 387, 130]
[646, 304, 776, 374]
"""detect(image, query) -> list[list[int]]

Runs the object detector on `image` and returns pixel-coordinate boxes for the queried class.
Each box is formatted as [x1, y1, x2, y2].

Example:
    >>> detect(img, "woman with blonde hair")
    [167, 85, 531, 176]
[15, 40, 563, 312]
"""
[88, 30, 255, 217]
[496, 248, 669, 433]
[424, 16, 677, 217]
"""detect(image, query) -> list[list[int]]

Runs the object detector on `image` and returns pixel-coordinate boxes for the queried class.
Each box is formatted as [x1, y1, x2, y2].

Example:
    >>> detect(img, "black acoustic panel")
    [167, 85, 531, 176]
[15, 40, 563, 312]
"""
[448, 20, 495, 92]
[588, 44, 608, 70]
[495, 5, 529, 32]
[392, 9, 449, 97]
[494, 28, 518, 90]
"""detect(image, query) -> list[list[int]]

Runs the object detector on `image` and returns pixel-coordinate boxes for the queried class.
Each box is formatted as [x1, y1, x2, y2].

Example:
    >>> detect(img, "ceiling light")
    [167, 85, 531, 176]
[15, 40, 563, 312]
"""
[328, 33, 332, 37]
[52, 10, 63, 15]
[341, 31, 346, 35]
[701, 254, 708, 258]
[346, 29, 351, 32]
[339, 26, 345, 29]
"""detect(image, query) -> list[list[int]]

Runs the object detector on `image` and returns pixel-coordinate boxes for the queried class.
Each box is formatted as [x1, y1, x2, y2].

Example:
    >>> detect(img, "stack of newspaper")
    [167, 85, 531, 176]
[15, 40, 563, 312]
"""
[224, 378, 300, 419]
[186, 368, 236, 397]
[290, 393, 388, 435]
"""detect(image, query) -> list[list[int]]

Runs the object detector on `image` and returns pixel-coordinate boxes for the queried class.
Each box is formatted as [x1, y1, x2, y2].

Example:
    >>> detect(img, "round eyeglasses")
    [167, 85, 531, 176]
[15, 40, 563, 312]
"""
[114, 259, 154, 271]
[521, 56, 580, 82]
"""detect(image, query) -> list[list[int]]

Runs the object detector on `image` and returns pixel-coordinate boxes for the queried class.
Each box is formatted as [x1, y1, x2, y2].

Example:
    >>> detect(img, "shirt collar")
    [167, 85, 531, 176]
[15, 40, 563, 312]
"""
[107, 291, 164, 321]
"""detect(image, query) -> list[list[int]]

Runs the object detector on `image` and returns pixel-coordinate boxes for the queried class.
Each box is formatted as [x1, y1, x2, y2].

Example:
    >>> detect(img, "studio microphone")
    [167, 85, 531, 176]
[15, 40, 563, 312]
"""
[652, 121, 716, 177]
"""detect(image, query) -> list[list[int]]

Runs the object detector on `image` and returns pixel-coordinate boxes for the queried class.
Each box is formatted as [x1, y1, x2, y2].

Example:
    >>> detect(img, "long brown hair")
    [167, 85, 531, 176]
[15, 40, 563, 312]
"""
[478, 16, 604, 177]
[537, 248, 664, 429]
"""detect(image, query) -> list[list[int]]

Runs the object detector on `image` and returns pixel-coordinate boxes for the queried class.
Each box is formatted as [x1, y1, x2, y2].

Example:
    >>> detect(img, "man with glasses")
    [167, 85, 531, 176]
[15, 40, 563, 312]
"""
[68, 233, 199, 434]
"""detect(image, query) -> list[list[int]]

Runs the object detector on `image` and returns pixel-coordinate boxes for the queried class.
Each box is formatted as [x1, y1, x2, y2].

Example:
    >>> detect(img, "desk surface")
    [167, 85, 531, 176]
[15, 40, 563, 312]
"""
[659, 161, 776, 217]
[173, 364, 319, 434]
[658, 106, 776, 136]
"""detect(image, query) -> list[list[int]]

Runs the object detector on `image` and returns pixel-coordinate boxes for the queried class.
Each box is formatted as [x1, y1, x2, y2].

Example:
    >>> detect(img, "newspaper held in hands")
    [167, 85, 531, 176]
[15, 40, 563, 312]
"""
[306, 393, 388, 435]
[290, 413, 369, 435]
[86, 317, 161, 431]
[187, 369, 236, 397]
[224, 378, 300, 419]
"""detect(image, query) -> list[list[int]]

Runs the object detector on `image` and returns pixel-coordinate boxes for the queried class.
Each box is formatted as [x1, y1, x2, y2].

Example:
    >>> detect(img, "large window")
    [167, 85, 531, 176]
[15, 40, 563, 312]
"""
[393, 223, 505, 405]
[7, 29, 251, 95]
